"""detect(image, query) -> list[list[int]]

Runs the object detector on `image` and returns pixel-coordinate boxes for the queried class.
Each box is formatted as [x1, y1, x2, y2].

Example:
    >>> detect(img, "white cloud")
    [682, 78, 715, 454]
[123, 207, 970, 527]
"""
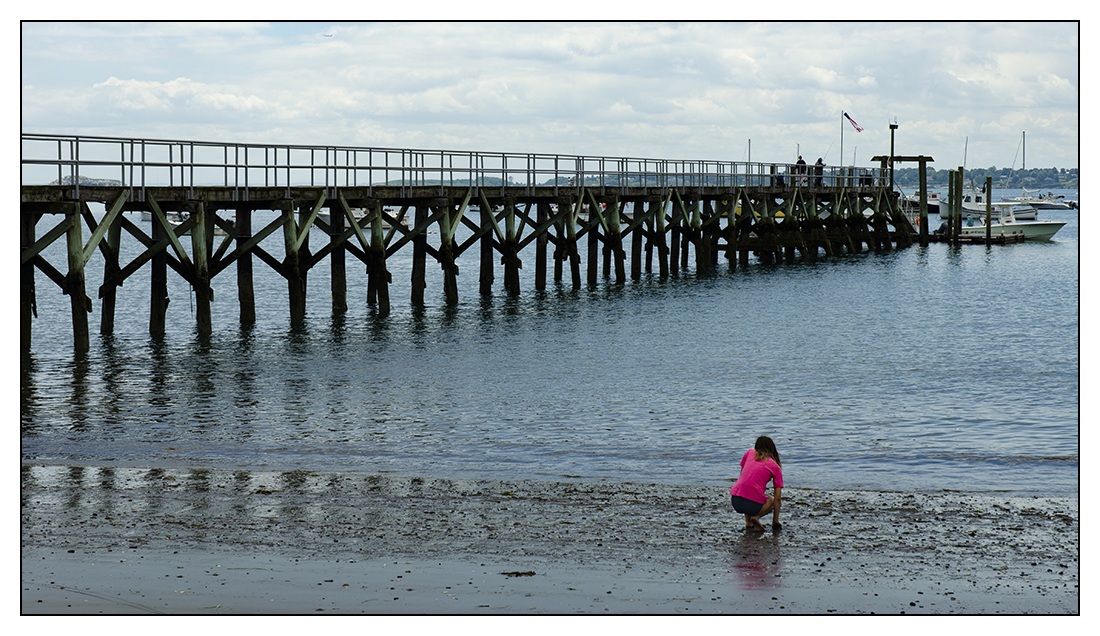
[20, 21, 1079, 169]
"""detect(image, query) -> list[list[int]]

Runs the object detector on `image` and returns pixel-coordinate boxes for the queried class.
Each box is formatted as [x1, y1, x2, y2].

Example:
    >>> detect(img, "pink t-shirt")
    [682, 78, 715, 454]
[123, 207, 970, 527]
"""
[729, 448, 783, 504]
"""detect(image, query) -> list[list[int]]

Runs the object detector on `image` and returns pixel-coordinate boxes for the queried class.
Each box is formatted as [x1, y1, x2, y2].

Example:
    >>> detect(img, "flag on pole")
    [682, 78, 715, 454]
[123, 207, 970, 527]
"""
[844, 112, 863, 132]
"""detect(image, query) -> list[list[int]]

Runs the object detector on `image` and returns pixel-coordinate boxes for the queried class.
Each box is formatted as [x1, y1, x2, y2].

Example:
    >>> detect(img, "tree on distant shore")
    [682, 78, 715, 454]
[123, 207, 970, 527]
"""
[892, 166, 1078, 189]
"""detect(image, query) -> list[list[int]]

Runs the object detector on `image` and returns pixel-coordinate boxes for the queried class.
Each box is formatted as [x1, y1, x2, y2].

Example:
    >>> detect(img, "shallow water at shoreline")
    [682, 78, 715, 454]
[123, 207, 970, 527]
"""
[21, 463, 1079, 614]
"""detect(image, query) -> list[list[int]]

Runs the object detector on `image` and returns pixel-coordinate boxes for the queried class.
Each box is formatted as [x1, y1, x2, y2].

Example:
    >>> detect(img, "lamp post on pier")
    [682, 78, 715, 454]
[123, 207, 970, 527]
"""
[889, 121, 898, 191]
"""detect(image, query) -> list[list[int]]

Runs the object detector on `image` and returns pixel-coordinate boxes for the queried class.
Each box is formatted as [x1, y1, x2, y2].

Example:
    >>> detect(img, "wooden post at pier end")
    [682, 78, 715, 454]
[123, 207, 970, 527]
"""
[919, 161, 929, 246]
[954, 168, 965, 240]
[985, 176, 993, 246]
[946, 170, 955, 244]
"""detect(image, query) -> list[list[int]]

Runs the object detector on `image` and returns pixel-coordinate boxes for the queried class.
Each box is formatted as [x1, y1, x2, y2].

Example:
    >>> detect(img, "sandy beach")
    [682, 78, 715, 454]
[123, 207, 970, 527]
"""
[21, 464, 1078, 614]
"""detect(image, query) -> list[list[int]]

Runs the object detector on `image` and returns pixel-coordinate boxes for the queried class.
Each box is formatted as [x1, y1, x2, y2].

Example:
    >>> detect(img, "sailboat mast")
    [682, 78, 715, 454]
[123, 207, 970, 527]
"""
[1022, 131, 1026, 194]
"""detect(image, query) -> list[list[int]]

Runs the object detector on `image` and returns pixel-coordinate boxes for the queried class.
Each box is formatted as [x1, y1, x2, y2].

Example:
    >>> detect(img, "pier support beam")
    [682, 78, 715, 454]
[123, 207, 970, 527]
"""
[654, 196, 669, 280]
[283, 201, 307, 325]
[630, 202, 643, 281]
[191, 202, 213, 335]
[480, 200, 495, 295]
[503, 198, 522, 294]
[412, 203, 428, 305]
[586, 202, 599, 287]
[150, 206, 168, 337]
[606, 198, 626, 284]
[99, 211, 122, 335]
[368, 203, 392, 317]
[65, 203, 90, 352]
[918, 161, 929, 246]
[437, 198, 459, 305]
[562, 197, 582, 289]
[236, 208, 256, 325]
[535, 201, 549, 290]
[21, 209, 37, 350]
[695, 199, 711, 271]
[329, 201, 347, 313]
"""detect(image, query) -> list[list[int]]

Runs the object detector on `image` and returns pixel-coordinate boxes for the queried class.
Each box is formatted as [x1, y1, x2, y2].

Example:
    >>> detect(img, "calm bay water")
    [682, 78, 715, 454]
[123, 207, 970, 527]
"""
[20, 189, 1079, 496]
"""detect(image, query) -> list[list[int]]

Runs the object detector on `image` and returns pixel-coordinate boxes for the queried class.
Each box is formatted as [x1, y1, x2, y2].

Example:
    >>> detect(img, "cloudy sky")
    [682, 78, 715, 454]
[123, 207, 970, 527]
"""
[21, 21, 1080, 172]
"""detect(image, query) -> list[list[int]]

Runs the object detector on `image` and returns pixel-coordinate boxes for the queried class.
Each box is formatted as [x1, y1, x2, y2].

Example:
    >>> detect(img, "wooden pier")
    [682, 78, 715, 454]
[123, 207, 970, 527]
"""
[22, 134, 922, 351]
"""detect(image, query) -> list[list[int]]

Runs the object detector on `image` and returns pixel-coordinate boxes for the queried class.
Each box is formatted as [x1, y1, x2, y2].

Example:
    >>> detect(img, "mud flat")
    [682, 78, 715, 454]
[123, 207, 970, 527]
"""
[21, 464, 1079, 614]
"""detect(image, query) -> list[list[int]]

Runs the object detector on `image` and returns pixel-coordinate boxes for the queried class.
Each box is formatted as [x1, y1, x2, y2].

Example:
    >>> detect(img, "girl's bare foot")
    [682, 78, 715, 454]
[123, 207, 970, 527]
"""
[749, 517, 766, 532]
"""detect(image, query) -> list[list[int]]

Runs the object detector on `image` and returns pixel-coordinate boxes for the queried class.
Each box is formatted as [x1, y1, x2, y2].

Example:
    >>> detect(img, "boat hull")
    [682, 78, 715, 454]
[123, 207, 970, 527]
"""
[959, 220, 1066, 241]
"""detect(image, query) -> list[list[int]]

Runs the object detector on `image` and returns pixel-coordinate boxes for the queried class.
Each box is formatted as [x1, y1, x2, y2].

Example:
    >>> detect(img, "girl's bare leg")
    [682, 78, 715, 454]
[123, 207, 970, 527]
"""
[749, 496, 774, 531]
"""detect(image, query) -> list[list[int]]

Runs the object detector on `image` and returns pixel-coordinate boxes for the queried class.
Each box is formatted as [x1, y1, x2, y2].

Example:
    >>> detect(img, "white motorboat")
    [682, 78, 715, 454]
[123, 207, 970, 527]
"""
[142, 209, 230, 235]
[318, 207, 409, 229]
[940, 187, 1037, 221]
[903, 192, 945, 217]
[957, 202, 1065, 241]
[1001, 189, 1076, 210]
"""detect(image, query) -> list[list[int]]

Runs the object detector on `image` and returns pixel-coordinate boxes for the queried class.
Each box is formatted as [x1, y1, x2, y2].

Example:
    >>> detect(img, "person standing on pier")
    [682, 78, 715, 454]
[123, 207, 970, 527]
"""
[796, 156, 807, 186]
[730, 436, 784, 531]
[814, 158, 824, 186]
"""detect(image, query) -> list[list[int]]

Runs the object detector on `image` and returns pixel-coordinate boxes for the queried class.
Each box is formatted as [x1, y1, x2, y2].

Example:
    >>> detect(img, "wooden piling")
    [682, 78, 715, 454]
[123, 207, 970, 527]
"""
[950, 166, 959, 237]
[535, 201, 548, 290]
[65, 203, 90, 351]
[21, 209, 37, 350]
[438, 197, 459, 305]
[411, 203, 428, 305]
[655, 196, 670, 280]
[607, 198, 626, 284]
[283, 201, 306, 325]
[587, 203, 599, 287]
[329, 200, 347, 312]
[375, 204, 393, 316]
[503, 198, 522, 294]
[566, 197, 582, 289]
[630, 202, 643, 281]
[235, 207, 256, 325]
[918, 161, 929, 246]
[149, 204, 168, 337]
[480, 199, 495, 295]
[98, 207, 122, 335]
[985, 175, 993, 246]
[191, 202, 212, 335]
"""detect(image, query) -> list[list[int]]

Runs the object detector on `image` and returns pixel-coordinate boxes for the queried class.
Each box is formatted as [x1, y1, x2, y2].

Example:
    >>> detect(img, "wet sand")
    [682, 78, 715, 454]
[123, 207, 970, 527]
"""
[21, 464, 1079, 614]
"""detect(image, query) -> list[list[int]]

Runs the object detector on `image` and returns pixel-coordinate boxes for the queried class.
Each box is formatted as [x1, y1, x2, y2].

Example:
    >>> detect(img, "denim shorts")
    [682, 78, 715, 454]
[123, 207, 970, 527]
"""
[730, 495, 763, 516]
